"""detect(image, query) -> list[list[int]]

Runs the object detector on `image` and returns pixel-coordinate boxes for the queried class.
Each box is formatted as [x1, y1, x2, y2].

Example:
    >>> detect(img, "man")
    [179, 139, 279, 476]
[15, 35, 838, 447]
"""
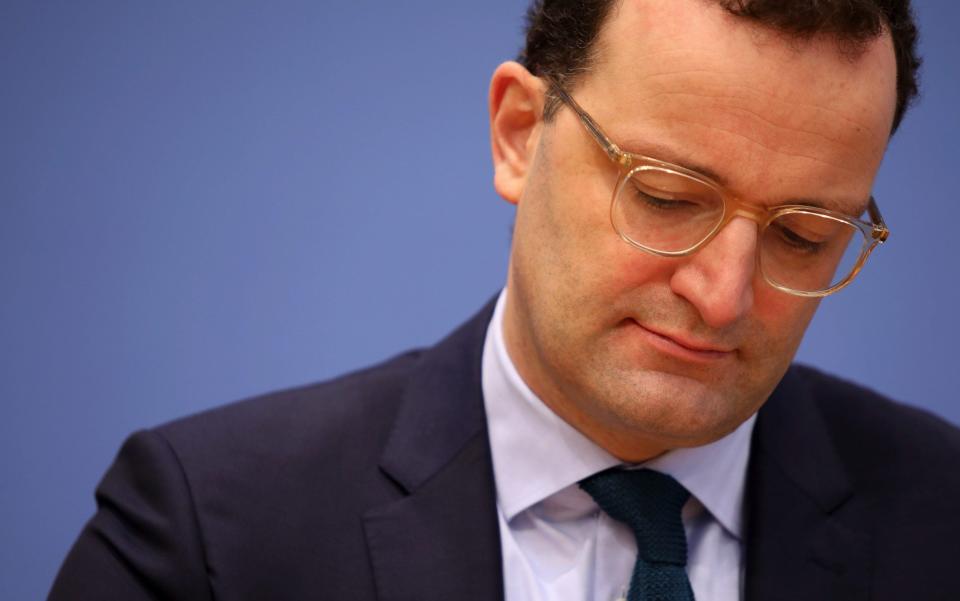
[50, 1, 960, 600]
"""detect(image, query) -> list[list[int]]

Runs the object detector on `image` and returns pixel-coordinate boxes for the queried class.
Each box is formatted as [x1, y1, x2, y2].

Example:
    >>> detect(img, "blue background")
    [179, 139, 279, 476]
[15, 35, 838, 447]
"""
[2, 1, 957, 598]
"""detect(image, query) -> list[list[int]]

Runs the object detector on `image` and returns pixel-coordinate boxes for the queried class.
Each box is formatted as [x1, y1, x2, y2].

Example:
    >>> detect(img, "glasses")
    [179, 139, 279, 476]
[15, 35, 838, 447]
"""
[547, 81, 890, 298]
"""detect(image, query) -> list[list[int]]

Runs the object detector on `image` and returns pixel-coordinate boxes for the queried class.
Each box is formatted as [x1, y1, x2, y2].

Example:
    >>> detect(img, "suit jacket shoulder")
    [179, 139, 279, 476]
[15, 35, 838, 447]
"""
[795, 363, 960, 487]
[158, 347, 424, 512]
[50, 299, 503, 601]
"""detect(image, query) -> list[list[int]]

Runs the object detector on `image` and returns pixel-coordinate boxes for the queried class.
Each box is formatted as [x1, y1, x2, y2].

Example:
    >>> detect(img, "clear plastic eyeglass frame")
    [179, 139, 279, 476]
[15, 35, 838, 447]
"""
[546, 79, 890, 298]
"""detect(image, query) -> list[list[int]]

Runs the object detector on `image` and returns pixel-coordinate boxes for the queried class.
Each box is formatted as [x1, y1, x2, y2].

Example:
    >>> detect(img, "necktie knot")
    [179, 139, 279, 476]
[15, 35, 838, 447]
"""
[580, 468, 690, 564]
[580, 468, 695, 600]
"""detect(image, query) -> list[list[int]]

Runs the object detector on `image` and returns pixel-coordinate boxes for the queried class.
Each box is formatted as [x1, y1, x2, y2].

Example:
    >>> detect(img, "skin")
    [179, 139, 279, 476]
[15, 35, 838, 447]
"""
[488, 0, 897, 462]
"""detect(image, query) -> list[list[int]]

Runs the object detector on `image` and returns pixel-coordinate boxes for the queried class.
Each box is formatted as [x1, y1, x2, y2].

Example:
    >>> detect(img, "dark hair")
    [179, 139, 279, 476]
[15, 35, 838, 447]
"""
[519, 0, 921, 132]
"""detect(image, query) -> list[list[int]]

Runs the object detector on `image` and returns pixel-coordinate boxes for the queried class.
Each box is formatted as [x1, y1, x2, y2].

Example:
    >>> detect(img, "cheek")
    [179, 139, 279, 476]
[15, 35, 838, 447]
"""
[534, 189, 635, 297]
[524, 134, 678, 305]
[608, 247, 675, 293]
[753, 289, 820, 352]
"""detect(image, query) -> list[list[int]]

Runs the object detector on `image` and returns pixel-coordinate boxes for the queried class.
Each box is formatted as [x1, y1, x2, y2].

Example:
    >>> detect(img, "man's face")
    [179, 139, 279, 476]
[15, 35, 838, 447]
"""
[496, 0, 897, 460]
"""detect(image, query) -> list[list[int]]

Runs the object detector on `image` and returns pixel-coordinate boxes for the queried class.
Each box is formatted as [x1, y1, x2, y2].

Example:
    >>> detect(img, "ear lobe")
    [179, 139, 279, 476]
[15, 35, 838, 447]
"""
[489, 61, 543, 205]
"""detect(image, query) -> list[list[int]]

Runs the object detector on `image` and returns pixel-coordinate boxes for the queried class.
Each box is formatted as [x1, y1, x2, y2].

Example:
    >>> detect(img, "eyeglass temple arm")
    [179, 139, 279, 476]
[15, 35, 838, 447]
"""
[867, 196, 889, 242]
[547, 81, 633, 168]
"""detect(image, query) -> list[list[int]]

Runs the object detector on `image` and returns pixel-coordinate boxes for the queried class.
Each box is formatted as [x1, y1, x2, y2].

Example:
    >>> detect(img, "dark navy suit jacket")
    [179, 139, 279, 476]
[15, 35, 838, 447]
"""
[50, 299, 960, 600]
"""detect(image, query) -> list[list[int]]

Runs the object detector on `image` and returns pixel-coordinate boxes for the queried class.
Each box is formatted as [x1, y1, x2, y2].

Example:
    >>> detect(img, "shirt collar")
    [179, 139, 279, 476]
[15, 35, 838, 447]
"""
[481, 288, 755, 540]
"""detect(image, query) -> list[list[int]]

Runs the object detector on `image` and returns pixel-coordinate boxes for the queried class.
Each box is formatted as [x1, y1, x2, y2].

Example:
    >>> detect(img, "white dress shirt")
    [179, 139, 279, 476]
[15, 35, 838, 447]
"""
[481, 289, 755, 601]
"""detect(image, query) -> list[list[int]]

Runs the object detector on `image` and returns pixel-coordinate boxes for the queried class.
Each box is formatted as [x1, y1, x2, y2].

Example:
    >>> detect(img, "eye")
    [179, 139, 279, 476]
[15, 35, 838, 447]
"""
[627, 182, 704, 212]
[624, 167, 723, 219]
[771, 221, 825, 254]
[639, 191, 698, 211]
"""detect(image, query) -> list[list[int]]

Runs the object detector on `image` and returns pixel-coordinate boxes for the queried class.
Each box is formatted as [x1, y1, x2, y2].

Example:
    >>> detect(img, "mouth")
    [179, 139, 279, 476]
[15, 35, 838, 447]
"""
[629, 319, 735, 363]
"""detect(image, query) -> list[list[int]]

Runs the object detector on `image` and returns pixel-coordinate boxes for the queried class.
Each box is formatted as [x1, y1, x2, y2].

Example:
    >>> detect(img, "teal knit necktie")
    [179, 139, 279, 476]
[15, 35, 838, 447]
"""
[580, 468, 695, 601]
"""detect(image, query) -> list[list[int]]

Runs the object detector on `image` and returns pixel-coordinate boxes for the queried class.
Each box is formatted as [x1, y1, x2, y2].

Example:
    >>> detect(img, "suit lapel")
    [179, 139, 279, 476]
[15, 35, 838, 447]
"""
[744, 366, 872, 601]
[363, 298, 504, 601]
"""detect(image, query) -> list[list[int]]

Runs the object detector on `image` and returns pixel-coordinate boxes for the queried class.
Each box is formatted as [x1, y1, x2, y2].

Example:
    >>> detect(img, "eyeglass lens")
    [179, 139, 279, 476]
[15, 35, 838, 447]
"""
[611, 167, 867, 294]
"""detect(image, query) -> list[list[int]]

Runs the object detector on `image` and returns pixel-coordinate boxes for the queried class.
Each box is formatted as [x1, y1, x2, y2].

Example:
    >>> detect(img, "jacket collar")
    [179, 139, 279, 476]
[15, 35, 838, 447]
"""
[363, 296, 504, 601]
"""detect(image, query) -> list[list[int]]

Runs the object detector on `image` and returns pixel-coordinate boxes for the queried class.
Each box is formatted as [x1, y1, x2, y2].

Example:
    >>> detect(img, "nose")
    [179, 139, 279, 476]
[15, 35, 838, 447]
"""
[669, 217, 757, 329]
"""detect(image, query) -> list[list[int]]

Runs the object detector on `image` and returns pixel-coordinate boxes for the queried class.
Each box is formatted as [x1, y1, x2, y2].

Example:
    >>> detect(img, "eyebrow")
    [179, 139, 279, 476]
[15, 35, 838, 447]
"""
[779, 196, 871, 218]
[619, 138, 730, 185]
[618, 138, 870, 217]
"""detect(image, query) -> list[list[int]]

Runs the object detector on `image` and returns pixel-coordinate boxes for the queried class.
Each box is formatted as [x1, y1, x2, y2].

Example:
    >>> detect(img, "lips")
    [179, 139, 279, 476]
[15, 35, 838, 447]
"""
[630, 320, 735, 361]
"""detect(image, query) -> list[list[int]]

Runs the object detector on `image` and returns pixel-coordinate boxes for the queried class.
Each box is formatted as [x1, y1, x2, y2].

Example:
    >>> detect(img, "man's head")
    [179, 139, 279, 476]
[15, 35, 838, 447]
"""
[489, 0, 906, 461]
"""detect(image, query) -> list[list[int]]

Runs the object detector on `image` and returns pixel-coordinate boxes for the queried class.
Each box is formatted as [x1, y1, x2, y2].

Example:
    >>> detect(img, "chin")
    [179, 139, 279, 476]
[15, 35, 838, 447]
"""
[593, 368, 751, 452]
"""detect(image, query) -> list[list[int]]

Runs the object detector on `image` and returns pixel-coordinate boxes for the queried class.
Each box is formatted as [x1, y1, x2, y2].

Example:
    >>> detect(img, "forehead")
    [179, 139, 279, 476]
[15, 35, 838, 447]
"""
[577, 0, 898, 209]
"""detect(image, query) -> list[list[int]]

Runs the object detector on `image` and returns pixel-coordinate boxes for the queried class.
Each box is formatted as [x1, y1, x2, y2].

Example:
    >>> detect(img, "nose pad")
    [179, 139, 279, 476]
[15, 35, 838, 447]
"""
[669, 217, 758, 329]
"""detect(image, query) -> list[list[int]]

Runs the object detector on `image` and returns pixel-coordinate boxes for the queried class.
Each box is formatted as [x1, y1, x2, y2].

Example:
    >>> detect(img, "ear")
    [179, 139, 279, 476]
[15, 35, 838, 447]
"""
[489, 61, 544, 205]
